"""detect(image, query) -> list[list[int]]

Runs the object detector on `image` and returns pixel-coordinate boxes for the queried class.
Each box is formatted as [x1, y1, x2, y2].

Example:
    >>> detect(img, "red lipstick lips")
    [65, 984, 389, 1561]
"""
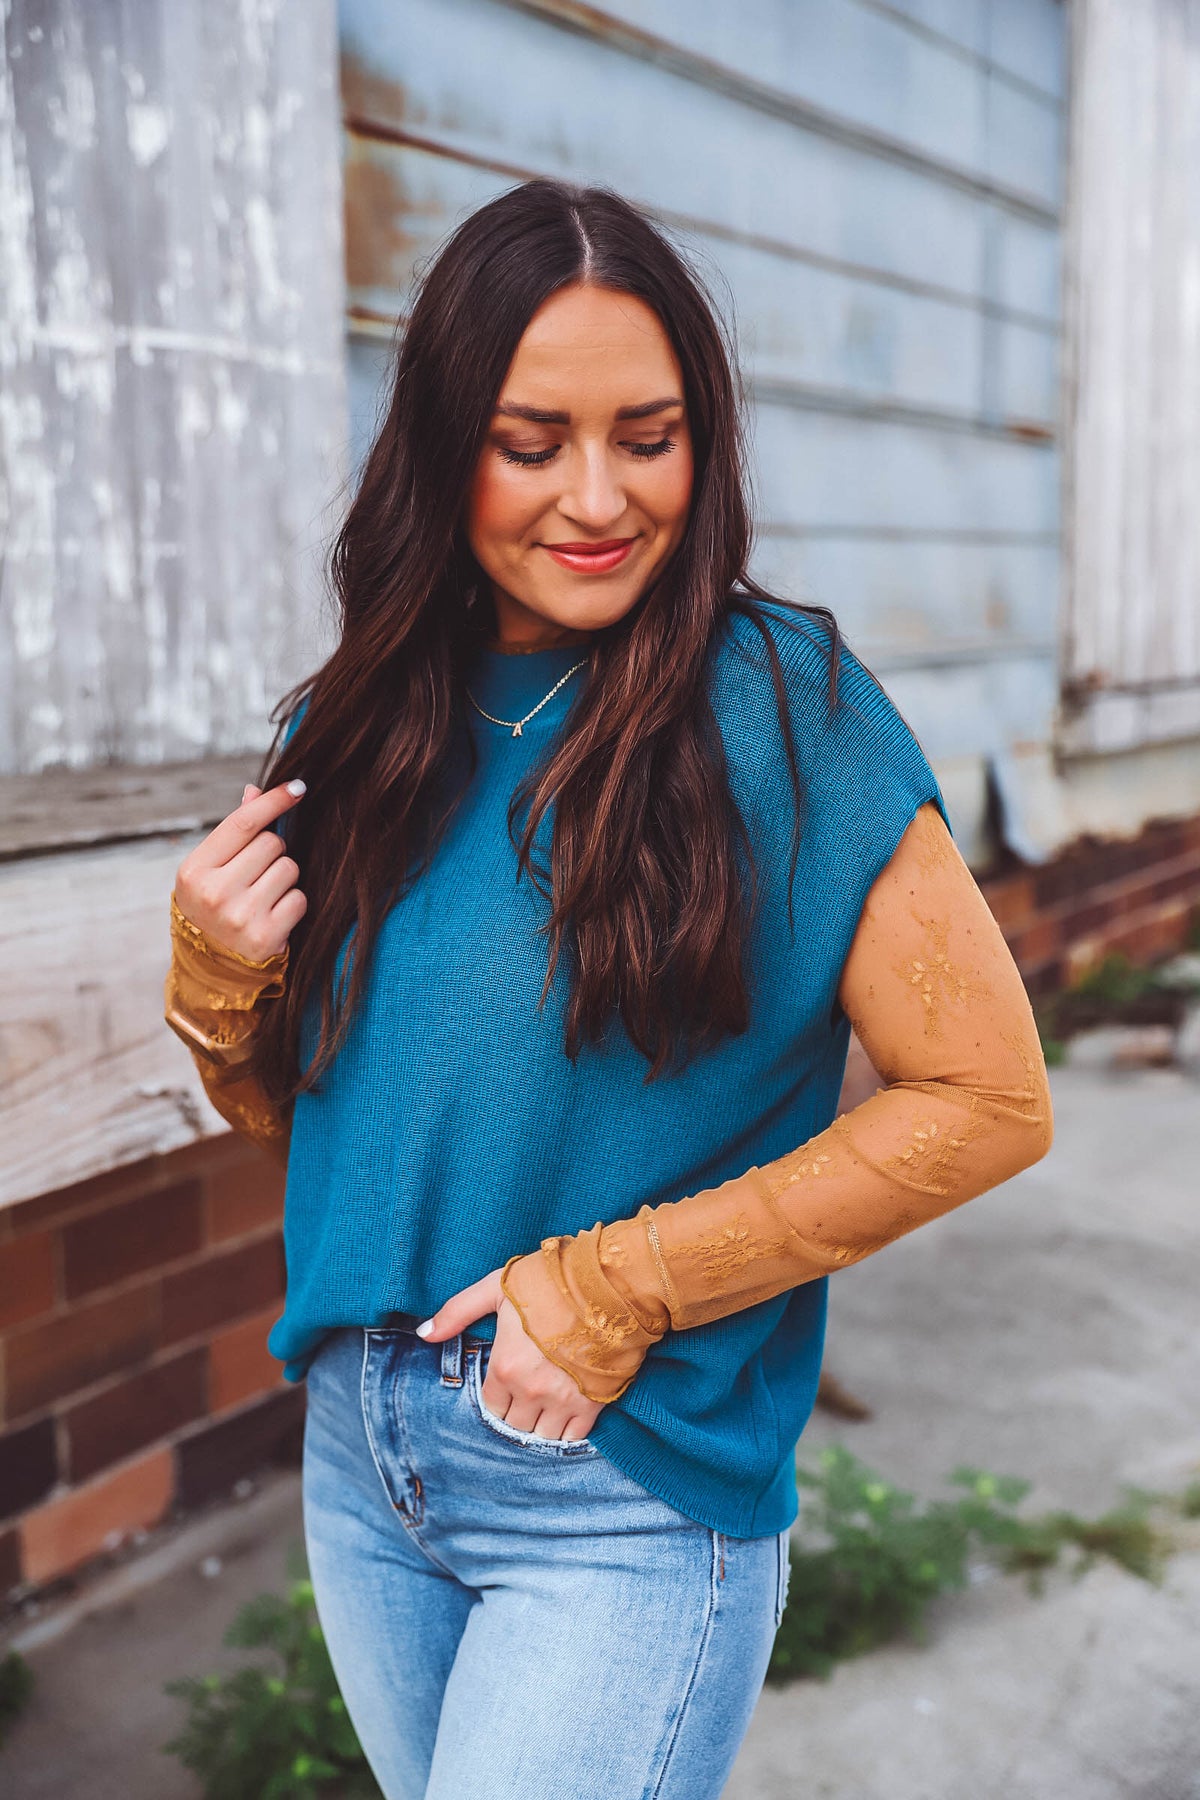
[542, 537, 637, 574]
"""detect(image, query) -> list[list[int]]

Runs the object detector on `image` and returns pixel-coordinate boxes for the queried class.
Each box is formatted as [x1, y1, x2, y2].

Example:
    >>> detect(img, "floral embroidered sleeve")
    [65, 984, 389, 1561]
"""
[498, 800, 1055, 1404]
[163, 892, 293, 1167]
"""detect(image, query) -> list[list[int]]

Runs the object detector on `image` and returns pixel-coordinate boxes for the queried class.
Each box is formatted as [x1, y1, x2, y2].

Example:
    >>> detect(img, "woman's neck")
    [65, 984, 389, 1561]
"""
[479, 588, 594, 655]
[484, 626, 593, 656]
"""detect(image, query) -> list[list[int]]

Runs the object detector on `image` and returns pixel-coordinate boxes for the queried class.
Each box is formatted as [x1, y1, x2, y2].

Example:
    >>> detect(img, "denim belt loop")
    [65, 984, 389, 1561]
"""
[440, 1331, 465, 1387]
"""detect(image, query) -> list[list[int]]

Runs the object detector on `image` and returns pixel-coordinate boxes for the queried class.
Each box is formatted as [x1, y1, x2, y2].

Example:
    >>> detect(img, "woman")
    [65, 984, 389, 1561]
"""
[165, 180, 1053, 1799]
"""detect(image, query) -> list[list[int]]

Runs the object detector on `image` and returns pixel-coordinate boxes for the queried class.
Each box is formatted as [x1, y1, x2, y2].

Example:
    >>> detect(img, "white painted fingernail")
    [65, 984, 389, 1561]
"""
[242, 785, 253, 804]
[286, 779, 306, 796]
[414, 1319, 434, 1338]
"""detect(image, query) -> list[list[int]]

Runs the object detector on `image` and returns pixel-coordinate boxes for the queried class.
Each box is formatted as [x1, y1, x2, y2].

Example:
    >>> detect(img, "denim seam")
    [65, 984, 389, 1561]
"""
[359, 1330, 405, 1516]
[645, 1528, 721, 1799]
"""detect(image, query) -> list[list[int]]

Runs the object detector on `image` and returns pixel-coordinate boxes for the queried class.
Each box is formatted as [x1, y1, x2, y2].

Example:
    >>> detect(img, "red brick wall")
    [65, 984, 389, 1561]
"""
[0, 1136, 301, 1605]
[980, 809, 1200, 998]
[2, 805, 1198, 1608]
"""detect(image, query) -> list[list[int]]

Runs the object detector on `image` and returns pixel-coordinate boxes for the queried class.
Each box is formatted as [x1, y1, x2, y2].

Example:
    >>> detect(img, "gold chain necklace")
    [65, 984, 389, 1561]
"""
[464, 659, 587, 737]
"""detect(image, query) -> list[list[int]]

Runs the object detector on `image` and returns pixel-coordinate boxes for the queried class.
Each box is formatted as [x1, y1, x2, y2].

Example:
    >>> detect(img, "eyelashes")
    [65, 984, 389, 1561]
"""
[498, 437, 678, 469]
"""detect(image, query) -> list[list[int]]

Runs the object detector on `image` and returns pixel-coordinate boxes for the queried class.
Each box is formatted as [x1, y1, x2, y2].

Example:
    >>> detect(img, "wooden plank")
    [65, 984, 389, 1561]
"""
[344, 136, 1061, 430]
[1062, 0, 1200, 742]
[751, 532, 1060, 657]
[0, 834, 238, 1209]
[500, 0, 1064, 204]
[0, 756, 260, 861]
[750, 402, 1060, 534]
[0, 0, 344, 776]
[867, 651, 1062, 761]
[340, 0, 1057, 309]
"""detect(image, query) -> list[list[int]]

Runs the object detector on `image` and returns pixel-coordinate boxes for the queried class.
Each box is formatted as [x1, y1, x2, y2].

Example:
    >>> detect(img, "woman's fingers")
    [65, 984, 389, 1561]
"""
[193, 779, 307, 873]
[222, 825, 294, 889]
[482, 1303, 602, 1439]
[173, 778, 308, 963]
[247, 853, 305, 912]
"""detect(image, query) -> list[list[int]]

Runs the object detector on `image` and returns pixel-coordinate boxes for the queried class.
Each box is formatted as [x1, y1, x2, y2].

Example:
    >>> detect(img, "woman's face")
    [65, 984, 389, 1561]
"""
[466, 283, 695, 647]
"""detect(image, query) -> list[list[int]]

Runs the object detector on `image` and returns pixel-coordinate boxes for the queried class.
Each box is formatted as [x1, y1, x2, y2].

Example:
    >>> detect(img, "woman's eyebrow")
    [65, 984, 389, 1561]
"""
[615, 397, 684, 420]
[495, 402, 569, 424]
[493, 397, 684, 424]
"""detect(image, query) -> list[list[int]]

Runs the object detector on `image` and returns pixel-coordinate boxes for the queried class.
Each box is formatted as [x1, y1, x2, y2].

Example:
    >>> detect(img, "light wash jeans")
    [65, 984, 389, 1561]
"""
[302, 1322, 791, 1800]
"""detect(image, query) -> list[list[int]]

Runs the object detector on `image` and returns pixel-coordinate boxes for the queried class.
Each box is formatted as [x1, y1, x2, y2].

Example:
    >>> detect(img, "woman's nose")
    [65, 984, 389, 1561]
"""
[557, 451, 625, 531]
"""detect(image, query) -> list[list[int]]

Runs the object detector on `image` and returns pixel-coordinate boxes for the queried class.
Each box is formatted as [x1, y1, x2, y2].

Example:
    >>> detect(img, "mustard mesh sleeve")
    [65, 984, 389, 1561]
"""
[499, 800, 1055, 1404]
[163, 892, 293, 1166]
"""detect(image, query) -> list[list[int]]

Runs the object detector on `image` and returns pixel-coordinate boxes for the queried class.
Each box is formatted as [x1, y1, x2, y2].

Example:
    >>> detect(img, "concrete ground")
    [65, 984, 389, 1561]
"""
[3, 1062, 1198, 1799]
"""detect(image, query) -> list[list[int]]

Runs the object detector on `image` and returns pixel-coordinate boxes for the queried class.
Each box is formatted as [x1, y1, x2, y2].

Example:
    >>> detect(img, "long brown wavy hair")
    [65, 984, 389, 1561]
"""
[250, 178, 843, 1108]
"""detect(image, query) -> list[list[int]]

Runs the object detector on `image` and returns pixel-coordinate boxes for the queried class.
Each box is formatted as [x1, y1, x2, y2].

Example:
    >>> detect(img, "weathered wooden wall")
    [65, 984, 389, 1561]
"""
[0, 0, 346, 774]
[1060, 0, 1200, 756]
[0, 0, 346, 1206]
[340, 0, 1068, 860]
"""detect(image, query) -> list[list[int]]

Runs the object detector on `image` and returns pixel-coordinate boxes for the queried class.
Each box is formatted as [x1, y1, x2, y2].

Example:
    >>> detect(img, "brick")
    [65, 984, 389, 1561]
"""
[20, 1446, 173, 1588]
[1148, 859, 1200, 906]
[63, 1181, 203, 1300]
[206, 1156, 286, 1245]
[1063, 895, 1120, 939]
[160, 1235, 284, 1349]
[176, 1386, 305, 1509]
[209, 1309, 285, 1413]
[1010, 916, 1063, 973]
[0, 1525, 20, 1599]
[0, 1416, 58, 1520]
[4, 1281, 159, 1422]
[0, 1231, 57, 1330]
[64, 1348, 207, 1485]
[980, 872, 1035, 935]
[1025, 958, 1066, 1000]
[5, 1133, 239, 1237]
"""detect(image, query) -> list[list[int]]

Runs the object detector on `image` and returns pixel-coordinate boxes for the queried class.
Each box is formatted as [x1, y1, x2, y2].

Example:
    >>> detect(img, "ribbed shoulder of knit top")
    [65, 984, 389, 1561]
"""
[707, 597, 946, 835]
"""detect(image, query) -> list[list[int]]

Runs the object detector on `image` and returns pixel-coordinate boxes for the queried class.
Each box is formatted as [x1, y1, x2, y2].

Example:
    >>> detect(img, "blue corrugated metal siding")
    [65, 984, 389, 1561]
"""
[338, 0, 1067, 849]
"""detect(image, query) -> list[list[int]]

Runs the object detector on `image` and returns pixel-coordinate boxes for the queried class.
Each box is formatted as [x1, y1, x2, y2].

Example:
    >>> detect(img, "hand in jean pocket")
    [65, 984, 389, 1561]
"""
[415, 1266, 603, 1443]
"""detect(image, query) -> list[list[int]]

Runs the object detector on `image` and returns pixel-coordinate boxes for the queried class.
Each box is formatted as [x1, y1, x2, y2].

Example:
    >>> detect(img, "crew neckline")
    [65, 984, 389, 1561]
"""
[482, 633, 593, 657]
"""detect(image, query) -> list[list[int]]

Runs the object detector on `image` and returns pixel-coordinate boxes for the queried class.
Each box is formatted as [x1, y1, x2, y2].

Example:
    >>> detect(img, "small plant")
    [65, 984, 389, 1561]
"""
[766, 1447, 1173, 1684]
[0, 1650, 34, 1749]
[162, 1546, 380, 1800]
[1035, 946, 1200, 1051]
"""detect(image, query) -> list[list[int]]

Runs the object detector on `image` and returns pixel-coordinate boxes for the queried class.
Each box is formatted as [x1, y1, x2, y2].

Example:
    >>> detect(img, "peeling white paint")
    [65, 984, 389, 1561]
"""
[1, 0, 346, 774]
[127, 101, 170, 167]
[214, 365, 249, 441]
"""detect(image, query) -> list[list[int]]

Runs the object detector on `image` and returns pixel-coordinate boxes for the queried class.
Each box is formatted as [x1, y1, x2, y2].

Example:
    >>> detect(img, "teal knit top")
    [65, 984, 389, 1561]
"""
[267, 599, 949, 1539]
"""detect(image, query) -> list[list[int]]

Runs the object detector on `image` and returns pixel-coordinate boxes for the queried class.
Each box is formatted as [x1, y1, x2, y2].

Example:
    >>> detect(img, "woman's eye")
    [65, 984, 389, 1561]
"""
[626, 437, 676, 460]
[498, 444, 559, 467]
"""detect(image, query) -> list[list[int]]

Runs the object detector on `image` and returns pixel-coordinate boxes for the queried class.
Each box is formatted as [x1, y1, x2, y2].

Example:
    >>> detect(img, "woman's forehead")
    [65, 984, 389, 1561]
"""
[500, 286, 683, 411]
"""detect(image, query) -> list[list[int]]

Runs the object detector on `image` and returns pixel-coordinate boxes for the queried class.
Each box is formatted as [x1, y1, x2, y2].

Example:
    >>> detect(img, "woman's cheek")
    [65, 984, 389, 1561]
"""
[468, 463, 533, 564]
[651, 444, 694, 537]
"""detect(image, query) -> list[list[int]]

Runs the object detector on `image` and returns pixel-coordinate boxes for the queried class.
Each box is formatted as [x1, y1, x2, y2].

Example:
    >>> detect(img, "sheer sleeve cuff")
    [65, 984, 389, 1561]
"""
[164, 891, 288, 1069]
[499, 1211, 673, 1403]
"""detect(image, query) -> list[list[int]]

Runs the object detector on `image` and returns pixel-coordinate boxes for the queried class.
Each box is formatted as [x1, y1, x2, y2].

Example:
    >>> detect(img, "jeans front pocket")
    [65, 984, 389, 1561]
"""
[773, 1526, 792, 1629]
[466, 1343, 598, 1456]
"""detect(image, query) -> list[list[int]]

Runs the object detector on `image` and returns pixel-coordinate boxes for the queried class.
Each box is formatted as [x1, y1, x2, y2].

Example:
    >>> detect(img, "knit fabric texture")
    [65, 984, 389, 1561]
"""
[257, 601, 950, 1538]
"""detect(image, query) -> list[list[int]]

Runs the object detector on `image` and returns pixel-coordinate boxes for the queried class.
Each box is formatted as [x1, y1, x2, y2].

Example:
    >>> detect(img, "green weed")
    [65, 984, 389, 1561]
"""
[161, 1545, 379, 1800]
[0, 1650, 34, 1750]
[766, 1447, 1174, 1684]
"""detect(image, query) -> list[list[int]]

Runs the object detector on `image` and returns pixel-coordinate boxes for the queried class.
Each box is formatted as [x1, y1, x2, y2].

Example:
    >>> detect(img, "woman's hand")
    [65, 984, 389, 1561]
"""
[173, 780, 308, 962]
[416, 1268, 605, 1443]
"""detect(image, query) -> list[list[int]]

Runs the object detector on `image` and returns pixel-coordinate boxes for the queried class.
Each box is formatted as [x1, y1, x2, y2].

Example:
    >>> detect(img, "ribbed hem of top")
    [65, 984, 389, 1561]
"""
[585, 1402, 803, 1540]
